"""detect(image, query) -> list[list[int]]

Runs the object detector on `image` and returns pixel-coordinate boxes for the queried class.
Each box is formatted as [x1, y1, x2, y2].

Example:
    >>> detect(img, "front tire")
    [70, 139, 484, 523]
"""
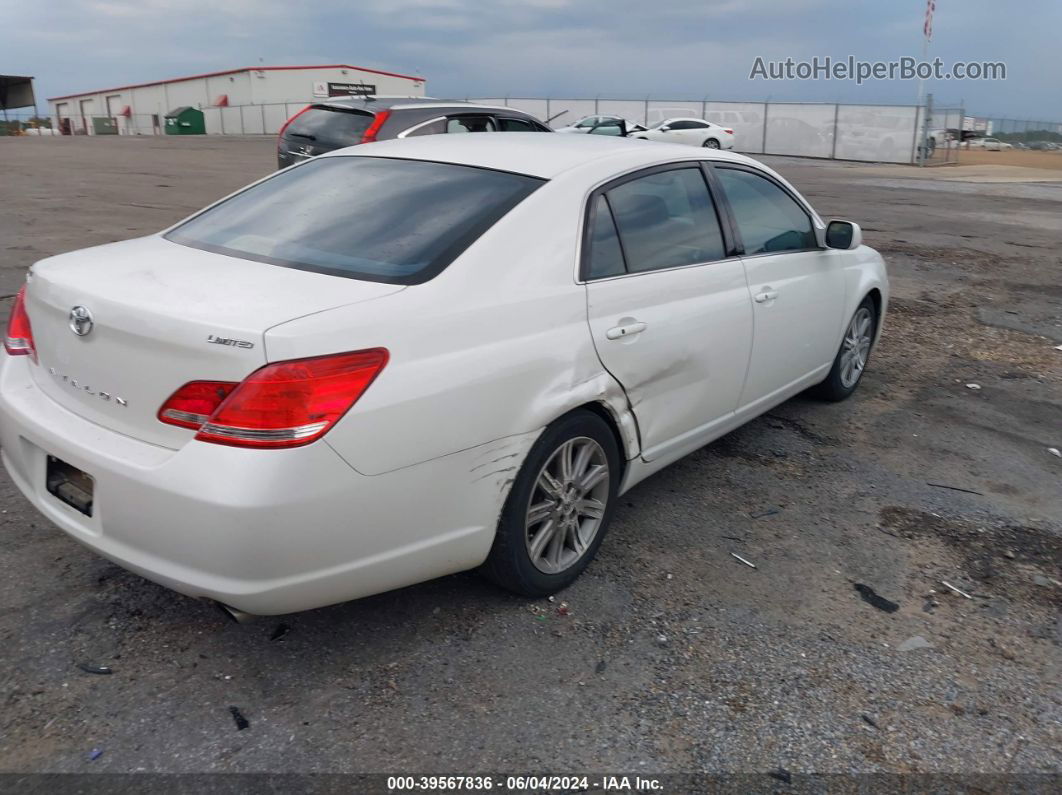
[812, 297, 877, 401]
[481, 411, 621, 597]
[703, 138, 721, 149]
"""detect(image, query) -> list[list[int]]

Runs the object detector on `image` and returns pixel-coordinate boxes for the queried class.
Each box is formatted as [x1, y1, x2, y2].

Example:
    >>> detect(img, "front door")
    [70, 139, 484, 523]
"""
[713, 165, 846, 410]
[583, 165, 754, 461]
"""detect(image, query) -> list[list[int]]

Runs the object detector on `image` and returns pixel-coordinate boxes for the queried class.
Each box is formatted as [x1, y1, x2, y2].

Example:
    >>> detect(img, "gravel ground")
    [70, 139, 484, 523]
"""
[0, 136, 1058, 781]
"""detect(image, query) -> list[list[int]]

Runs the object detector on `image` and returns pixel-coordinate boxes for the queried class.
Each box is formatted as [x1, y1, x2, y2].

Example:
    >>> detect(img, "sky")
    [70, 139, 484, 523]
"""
[4, 0, 1059, 120]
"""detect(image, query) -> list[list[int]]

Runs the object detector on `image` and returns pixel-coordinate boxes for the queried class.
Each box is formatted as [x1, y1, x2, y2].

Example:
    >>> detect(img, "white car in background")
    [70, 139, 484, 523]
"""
[632, 117, 735, 149]
[0, 134, 886, 616]
[554, 115, 637, 136]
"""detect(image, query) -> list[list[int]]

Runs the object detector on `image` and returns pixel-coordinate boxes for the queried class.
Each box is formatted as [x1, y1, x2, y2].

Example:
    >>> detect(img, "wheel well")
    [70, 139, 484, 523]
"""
[864, 288, 883, 336]
[567, 402, 629, 479]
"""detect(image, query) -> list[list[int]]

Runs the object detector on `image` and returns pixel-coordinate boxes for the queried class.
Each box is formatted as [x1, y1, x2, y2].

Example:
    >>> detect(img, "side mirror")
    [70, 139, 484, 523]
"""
[825, 220, 862, 250]
[658, 125, 670, 132]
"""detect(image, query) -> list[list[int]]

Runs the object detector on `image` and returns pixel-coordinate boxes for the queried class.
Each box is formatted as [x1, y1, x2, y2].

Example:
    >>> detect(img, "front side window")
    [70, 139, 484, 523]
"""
[575, 117, 598, 129]
[588, 120, 624, 136]
[715, 168, 816, 255]
[166, 156, 543, 284]
[605, 168, 727, 273]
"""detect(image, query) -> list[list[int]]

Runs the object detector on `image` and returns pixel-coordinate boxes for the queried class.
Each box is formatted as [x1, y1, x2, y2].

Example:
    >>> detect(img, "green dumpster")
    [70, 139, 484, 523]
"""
[92, 116, 118, 135]
[164, 106, 205, 135]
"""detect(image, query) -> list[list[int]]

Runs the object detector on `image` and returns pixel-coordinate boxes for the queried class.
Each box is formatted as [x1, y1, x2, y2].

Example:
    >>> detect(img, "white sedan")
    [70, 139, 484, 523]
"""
[632, 117, 736, 149]
[0, 135, 887, 616]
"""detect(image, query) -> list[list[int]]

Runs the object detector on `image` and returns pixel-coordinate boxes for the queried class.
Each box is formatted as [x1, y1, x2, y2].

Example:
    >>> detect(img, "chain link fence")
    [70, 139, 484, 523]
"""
[474, 97, 963, 164]
[3, 97, 1013, 166]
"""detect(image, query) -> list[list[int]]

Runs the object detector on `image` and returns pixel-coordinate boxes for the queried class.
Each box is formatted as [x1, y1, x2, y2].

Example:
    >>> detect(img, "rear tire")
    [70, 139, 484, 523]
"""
[481, 411, 620, 597]
[703, 138, 721, 149]
[812, 297, 877, 401]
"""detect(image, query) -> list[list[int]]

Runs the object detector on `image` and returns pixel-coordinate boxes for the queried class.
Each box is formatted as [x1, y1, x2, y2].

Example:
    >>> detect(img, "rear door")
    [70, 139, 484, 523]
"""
[583, 165, 754, 462]
[712, 164, 845, 410]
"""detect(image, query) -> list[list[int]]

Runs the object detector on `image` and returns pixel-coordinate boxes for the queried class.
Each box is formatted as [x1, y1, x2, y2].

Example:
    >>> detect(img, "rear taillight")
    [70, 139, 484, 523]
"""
[723, 128, 734, 135]
[158, 381, 239, 429]
[360, 110, 391, 143]
[158, 349, 388, 449]
[277, 105, 311, 143]
[4, 286, 36, 361]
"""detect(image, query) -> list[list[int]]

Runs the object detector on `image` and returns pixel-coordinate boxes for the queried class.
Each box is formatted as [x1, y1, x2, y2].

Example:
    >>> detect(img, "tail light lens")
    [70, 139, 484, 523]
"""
[723, 128, 734, 135]
[158, 381, 238, 429]
[4, 286, 36, 360]
[360, 110, 391, 143]
[158, 349, 388, 449]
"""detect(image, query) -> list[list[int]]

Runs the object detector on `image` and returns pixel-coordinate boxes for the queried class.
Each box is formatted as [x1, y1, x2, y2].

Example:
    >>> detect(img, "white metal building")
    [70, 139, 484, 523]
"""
[47, 64, 426, 136]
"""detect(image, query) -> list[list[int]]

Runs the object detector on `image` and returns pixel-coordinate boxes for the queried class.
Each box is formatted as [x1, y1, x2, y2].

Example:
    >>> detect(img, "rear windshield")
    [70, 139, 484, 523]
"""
[165, 156, 544, 284]
[284, 107, 373, 148]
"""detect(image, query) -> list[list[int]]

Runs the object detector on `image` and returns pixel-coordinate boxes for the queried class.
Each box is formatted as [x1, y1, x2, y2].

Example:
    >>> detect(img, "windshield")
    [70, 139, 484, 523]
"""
[165, 156, 544, 284]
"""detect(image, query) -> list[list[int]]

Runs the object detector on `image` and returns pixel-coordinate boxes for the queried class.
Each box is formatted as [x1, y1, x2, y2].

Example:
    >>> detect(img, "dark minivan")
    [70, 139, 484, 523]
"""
[276, 97, 552, 169]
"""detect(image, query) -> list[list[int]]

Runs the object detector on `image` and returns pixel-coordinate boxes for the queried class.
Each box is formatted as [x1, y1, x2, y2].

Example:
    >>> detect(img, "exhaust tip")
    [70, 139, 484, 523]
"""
[214, 601, 256, 624]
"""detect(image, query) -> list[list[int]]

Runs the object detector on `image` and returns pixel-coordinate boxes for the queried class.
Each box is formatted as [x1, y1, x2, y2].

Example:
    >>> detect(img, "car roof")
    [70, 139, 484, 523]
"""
[315, 96, 530, 115]
[320, 132, 761, 179]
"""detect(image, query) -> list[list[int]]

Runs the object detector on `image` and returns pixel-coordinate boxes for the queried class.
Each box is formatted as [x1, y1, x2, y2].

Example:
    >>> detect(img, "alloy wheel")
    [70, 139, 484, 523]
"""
[840, 306, 873, 388]
[525, 437, 610, 574]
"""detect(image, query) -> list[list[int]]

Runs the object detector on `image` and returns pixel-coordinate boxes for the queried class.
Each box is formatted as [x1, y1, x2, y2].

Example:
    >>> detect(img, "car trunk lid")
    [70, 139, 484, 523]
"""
[26, 235, 403, 449]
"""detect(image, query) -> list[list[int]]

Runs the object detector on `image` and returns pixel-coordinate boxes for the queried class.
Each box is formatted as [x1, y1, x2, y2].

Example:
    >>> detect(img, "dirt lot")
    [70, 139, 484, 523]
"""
[955, 147, 1062, 170]
[0, 136, 1059, 783]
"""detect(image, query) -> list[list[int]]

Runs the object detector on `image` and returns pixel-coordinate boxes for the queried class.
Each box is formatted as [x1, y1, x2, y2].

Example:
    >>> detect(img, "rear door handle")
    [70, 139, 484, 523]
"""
[754, 289, 779, 303]
[605, 321, 648, 340]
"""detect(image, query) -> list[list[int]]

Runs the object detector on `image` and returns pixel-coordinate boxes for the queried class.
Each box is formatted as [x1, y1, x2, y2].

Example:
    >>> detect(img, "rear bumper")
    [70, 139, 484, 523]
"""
[0, 357, 533, 614]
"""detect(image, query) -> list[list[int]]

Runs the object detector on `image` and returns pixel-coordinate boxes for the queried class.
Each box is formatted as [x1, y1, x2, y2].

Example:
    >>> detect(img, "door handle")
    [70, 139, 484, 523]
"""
[754, 289, 779, 303]
[605, 321, 648, 340]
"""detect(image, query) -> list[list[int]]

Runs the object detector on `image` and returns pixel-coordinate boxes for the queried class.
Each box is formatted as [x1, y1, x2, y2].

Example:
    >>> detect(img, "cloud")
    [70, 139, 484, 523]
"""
[3, 0, 1058, 118]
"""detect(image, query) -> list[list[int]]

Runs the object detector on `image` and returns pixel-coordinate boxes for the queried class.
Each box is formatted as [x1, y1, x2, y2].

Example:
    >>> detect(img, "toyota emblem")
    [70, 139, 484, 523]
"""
[69, 306, 94, 337]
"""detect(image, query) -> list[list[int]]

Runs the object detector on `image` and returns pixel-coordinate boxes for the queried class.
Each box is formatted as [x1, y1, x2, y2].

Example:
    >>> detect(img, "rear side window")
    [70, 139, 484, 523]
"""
[586, 196, 625, 279]
[497, 118, 536, 132]
[284, 107, 373, 148]
[446, 116, 496, 133]
[716, 168, 816, 254]
[606, 168, 726, 273]
[403, 118, 446, 137]
[166, 157, 544, 284]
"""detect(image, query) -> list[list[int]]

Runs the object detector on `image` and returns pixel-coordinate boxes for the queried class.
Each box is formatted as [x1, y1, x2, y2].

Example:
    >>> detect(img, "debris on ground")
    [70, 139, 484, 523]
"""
[595, 660, 607, 674]
[730, 552, 757, 569]
[655, 635, 668, 647]
[853, 583, 900, 613]
[1048, 447, 1061, 458]
[77, 662, 113, 675]
[965, 383, 982, 390]
[269, 624, 291, 642]
[228, 706, 250, 731]
[769, 768, 792, 785]
[927, 482, 985, 496]
[87, 748, 103, 761]
[941, 580, 973, 599]
[897, 635, 934, 652]
[556, 603, 571, 616]
[721, 535, 745, 543]
[861, 714, 880, 730]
